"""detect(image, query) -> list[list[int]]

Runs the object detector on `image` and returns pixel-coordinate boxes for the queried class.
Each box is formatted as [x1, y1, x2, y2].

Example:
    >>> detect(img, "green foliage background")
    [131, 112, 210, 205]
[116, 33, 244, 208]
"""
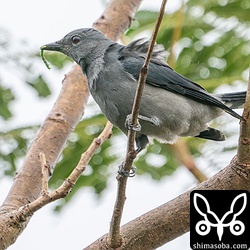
[0, 0, 249, 210]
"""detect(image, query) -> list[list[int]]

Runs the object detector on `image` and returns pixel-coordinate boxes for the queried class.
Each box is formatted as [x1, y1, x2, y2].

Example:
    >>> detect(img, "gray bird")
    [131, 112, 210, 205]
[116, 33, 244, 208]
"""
[41, 28, 246, 152]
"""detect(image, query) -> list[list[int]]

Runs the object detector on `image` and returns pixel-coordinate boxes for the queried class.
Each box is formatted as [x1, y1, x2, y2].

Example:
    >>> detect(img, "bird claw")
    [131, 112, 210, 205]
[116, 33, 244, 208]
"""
[118, 163, 137, 177]
[125, 114, 141, 132]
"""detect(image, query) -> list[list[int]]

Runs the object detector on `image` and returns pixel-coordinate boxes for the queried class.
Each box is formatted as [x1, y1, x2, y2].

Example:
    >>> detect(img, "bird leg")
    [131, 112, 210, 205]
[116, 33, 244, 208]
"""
[118, 149, 138, 177]
[125, 114, 150, 153]
[120, 116, 149, 177]
[135, 134, 149, 153]
[118, 162, 137, 177]
[125, 114, 142, 132]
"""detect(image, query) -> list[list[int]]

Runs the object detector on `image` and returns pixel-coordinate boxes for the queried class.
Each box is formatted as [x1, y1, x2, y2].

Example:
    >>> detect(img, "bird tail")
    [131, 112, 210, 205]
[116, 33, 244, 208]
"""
[195, 127, 226, 141]
[217, 91, 246, 109]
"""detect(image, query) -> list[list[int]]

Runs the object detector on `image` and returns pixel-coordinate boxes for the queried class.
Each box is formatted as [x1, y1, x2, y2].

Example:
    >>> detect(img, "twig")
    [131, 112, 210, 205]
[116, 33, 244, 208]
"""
[109, 0, 168, 248]
[16, 121, 113, 217]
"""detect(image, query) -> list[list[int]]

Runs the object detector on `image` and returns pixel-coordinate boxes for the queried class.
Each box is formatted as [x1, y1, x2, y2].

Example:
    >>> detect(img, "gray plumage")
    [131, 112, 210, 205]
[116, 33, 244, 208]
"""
[41, 28, 246, 151]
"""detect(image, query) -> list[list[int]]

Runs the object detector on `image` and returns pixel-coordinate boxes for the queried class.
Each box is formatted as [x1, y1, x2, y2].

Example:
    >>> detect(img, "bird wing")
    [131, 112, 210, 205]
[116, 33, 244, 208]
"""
[118, 53, 242, 120]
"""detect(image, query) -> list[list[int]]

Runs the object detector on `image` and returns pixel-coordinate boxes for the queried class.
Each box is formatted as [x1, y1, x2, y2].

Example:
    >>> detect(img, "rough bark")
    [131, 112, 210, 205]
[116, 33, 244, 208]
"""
[93, 0, 141, 40]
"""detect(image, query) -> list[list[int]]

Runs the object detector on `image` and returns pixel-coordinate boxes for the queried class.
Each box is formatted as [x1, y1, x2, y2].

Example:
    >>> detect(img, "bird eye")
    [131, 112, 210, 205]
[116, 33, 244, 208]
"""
[71, 36, 81, 45]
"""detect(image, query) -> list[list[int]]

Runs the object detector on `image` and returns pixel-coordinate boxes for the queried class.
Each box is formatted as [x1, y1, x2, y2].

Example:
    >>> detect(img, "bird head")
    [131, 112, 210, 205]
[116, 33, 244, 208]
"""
[41, 28, 110, 65]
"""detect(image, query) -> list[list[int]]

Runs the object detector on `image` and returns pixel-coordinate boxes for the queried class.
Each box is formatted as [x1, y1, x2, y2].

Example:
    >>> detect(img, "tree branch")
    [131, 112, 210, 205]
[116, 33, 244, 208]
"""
[15, 120, 112, 216]
[237, 71, 250, 164]
[93, 0, 142, 41]
[109, 1, 168, 248]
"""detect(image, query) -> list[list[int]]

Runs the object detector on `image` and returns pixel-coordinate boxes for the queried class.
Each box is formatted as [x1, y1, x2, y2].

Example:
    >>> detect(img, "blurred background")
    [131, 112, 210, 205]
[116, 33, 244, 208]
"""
[0, 0, 249, 249]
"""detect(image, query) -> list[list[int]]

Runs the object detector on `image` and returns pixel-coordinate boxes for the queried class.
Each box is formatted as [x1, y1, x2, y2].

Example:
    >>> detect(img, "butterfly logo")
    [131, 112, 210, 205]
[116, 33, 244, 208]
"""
[193, 192, 247, 241]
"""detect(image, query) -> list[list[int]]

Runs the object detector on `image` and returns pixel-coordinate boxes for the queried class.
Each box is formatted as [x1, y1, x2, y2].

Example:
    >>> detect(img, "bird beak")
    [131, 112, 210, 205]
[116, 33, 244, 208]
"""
[40, 42, 62, 52]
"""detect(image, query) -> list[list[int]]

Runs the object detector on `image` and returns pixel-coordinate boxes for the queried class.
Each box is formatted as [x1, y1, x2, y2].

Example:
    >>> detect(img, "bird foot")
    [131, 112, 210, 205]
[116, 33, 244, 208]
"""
[118, 163, 137, 177]
[125, 114, 141, 132]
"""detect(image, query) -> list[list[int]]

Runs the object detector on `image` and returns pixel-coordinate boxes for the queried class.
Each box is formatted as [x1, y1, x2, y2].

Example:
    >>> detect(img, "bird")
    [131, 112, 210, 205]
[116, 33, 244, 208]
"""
[41, 28, 246, 152]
